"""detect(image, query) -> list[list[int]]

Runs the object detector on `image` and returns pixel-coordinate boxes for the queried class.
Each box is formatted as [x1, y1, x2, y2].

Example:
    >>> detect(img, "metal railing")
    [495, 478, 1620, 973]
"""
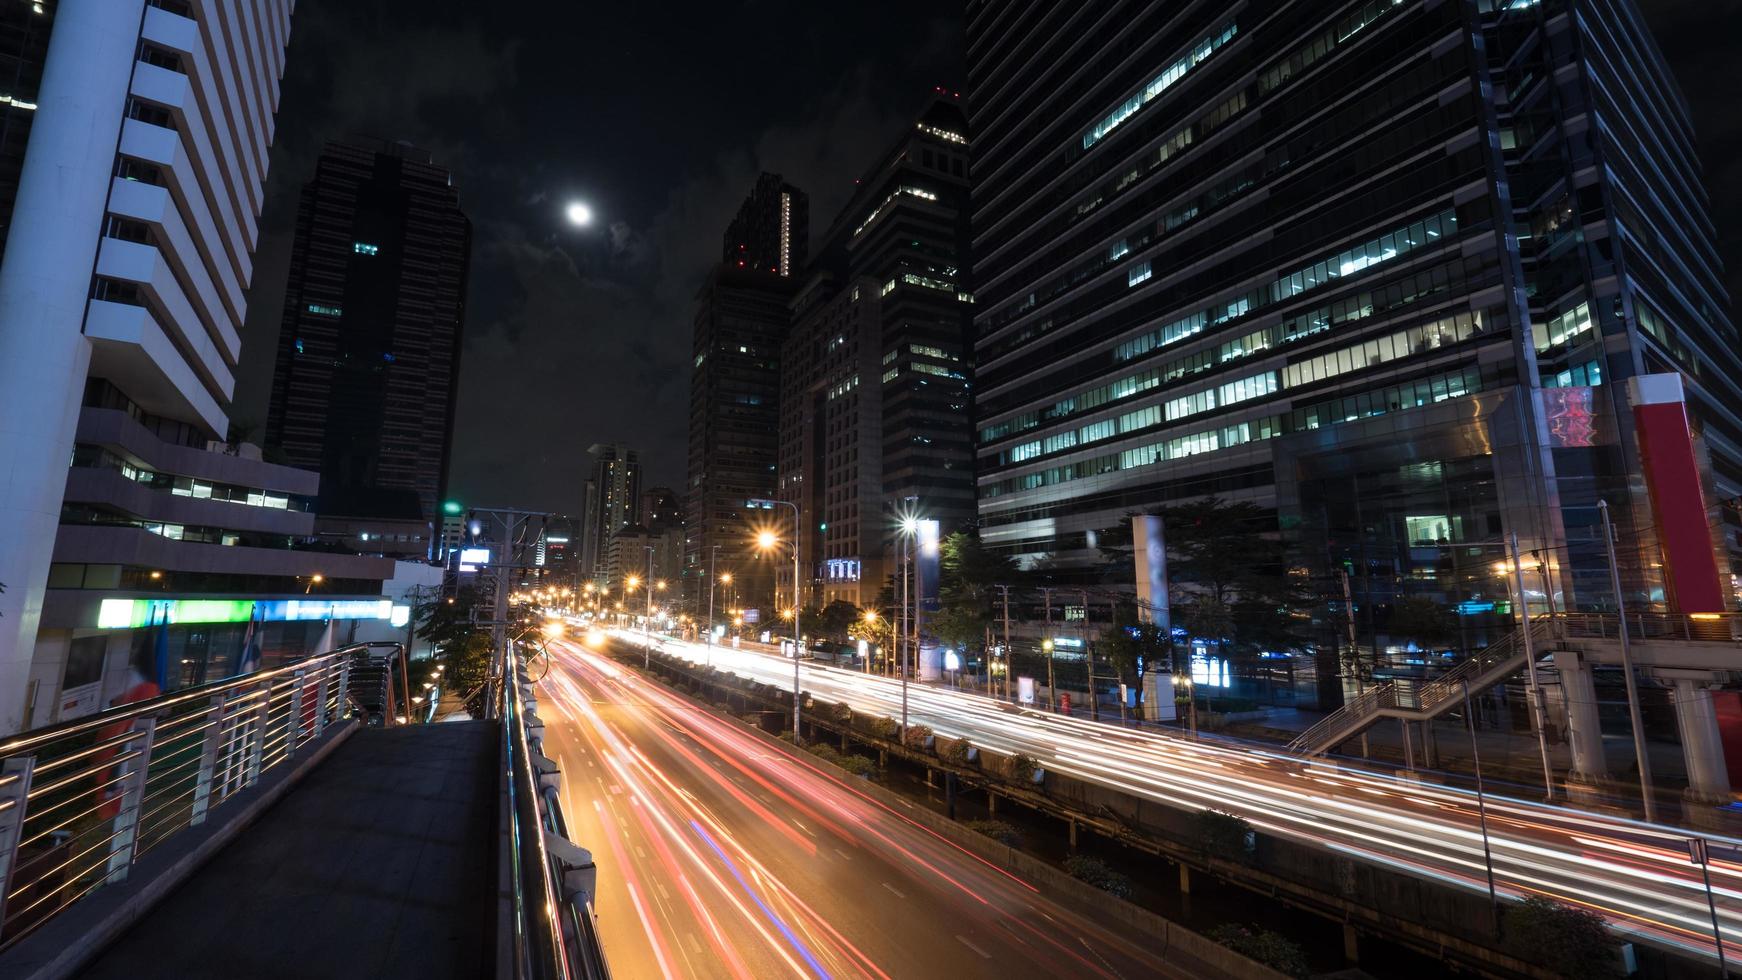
[503, 642, 609, 980]
[0, 646, 365, 949]
[1287, 619, 1553, 755]
[1561, 611, 1742, 644]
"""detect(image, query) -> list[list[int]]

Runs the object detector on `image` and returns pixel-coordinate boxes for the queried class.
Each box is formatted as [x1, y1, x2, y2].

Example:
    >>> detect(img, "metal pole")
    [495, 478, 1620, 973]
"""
[789, 503, 802, 743]
[1001, 585, 1012, 702]
[644, 546, 654, 668]
[1601, 500, 1657, 823]
[1697, 840, 1730, 977]
[708, 545, 718, 648]
[1510, 531, 1555, 802]
[1082, 590, 1096, 721]
[901, 532, 910, 734]
[1043, 588, 1056, 711]
[1463, 678, 1500, 935]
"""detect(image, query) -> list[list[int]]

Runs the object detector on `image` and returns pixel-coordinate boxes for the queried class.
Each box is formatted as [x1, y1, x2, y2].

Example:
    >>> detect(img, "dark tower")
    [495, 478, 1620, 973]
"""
[266, 139, 471, 530]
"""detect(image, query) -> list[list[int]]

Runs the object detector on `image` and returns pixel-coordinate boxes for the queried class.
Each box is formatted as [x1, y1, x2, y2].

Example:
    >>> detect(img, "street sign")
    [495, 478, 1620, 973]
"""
[1018, 676, 1035, 705]
[1690, 838, 1708, 865]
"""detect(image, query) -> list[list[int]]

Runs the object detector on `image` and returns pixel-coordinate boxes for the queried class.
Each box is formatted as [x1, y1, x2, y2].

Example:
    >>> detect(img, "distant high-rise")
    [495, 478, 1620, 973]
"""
[686, 176, 810, 617]
[640, 486, 682, 529]
[776, 97, 975, 607]
[723, 172, 808, 279]
[265, 138, 472, 540]
[581, 444, 642, 580]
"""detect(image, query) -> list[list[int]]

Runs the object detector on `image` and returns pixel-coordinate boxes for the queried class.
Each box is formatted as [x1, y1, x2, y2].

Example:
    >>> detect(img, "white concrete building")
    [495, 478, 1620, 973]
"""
[0, 0, 303, 733]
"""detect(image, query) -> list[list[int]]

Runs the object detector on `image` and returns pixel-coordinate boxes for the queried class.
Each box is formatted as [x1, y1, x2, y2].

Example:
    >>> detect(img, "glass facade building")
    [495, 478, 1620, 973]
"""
[966, 0, 1740, 682]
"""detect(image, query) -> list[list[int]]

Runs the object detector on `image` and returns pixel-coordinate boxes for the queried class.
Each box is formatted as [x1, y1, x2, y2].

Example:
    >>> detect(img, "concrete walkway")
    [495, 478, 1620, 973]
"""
[77, 722, 498, 980]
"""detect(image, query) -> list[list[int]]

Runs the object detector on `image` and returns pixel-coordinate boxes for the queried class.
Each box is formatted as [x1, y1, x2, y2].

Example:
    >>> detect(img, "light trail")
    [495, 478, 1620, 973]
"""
[536, 636, 1194, 978]
[622, 629, 1742, 964]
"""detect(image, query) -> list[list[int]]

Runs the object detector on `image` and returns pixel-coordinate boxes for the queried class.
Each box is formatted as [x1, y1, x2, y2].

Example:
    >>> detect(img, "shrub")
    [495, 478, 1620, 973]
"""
[902, 723, 934, 749]
[965, 819, 1022, 847]
[866, 716, 900, 739]
[835, 753, 877, 779]
[1062, 855, 1132, 899]
[1503, 896, 1622, 979]
[1009, 752, 1039, 784]
[807, 743, 841, 764]
[1207, 925, 1309, 979]
[1193, 808, 1255, 859]
[937, 736, 974, 766]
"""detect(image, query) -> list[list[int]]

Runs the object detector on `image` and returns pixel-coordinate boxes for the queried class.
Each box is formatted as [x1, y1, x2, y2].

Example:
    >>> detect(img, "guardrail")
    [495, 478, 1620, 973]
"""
[0, 646, 365, 949]
[1562, 611, 1742, 644]
[502, 642, 609, 980]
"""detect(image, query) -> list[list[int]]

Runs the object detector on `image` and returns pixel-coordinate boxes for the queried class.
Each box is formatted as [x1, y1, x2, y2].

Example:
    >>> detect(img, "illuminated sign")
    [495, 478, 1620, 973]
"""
[459, 547, 490, 572]
[98, 597, 393, 629]
[390, 604, 412, 628]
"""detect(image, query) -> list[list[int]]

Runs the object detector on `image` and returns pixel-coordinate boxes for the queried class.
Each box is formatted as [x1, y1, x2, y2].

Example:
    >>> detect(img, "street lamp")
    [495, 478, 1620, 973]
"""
[749, 498, 803, 741]
[896, 506, 921, 734]
[1495, 532, 1555, 802]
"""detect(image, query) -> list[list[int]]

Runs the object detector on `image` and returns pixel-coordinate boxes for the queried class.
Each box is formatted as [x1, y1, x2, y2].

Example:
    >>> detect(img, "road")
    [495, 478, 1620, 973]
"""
[533, 635, 1206, 979]
[622, 629, 1742, 967]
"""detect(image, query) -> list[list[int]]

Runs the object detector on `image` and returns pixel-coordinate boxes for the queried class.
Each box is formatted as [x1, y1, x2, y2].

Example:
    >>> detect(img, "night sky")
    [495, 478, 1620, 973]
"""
[235, 0, 1738, 517]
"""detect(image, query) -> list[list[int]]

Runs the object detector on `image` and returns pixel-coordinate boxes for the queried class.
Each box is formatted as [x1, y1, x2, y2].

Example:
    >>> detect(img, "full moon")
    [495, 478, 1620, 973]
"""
[565, 201, 592, 226]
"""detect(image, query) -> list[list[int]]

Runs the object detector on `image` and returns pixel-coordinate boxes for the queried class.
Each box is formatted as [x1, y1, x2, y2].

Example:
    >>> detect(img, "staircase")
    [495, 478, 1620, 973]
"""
[1286, 620, 1557, 757]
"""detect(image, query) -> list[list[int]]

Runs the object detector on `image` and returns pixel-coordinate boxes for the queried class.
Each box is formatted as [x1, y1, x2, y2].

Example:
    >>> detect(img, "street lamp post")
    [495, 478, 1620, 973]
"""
[643, 547, 656, 668]
[1505, 532, 1556, 802]
[898, 513, 919, 735]
[750, 499, 802, 741]
[707, 545, 720, 649]
[1462, 677, 1500, 934]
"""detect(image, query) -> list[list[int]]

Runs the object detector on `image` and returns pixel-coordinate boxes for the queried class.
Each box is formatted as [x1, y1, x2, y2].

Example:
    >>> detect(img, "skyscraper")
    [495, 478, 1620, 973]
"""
[724, 172, 809, 279]
[776, 97, 975, 607]
[265, 138, 472, 547]
[686, 175, 809, 617]
[0, 1, 399, 734]
[966, 1, 1739, 657]
[581, 443, 642, 580]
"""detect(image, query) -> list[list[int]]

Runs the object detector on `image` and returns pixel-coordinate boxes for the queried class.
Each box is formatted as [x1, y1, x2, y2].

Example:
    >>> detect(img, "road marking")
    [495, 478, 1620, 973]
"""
[793, 820, 816, 838]
[882, 882, 906, 899]
[834, 848, 852, 862]
[635, 846, 648, 859]
[609, 784, 623, 794]
[655, 881, 671, 901]
[956, 935, 991, 959]
[686, 934, 704, 956]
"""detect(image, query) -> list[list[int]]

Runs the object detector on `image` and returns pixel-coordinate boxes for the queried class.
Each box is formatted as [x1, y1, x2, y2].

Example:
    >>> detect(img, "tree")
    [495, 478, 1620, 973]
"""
[1387, 595, 1456, 652]
[1099, 599, 1169, 688]
[1503, 896, 1622, 978]
[416, 587, 493, 716]
[1150, 498, 1313, 663]
[817, 600, 861, 642]
[932, 530, 1019, 659]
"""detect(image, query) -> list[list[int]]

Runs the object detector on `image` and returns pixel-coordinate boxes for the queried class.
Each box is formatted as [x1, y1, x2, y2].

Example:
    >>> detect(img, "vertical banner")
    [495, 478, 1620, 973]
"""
[915, 519, 943, 681]
[1628, 374, 1725, 613]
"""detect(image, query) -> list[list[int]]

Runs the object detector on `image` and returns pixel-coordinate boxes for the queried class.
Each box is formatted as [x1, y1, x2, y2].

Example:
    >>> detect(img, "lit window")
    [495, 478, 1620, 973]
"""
[306, 303, 342, 317]
[1128, 262, 1152, 287]
[353, 242, 379, 256]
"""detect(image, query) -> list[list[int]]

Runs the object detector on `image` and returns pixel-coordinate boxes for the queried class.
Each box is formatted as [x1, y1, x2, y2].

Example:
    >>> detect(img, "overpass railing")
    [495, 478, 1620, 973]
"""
[502, 641, 610, 980]
[0, 646, 370, 949]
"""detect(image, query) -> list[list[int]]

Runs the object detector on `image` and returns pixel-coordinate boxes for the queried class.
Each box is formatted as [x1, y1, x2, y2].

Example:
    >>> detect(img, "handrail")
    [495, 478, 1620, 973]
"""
[0, 645, 363, 949]
[503, 641, 610, 980]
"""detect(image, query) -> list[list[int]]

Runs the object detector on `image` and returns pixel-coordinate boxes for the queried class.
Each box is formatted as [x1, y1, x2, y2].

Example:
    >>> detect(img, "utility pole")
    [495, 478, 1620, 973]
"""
[1601, 500, 1656, 823]
[643, 545, 655, 668]
[707, 544, 719, 648]
[1000, 584, 1012, 702]
[1041, 588, 1055, 710]
[1082, 589, 1096, 721]
[469, 507, 547, 720]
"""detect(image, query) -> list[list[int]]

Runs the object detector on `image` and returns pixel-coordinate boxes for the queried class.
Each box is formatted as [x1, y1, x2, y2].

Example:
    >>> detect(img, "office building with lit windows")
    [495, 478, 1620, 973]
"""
[580, 443, 642, 581]
[776, 96, 975, 608]
[686, 176, 809, 618]
[265, 138, 472, 550]
[0, 1, 399, 733]
[966, 0, 1742, 687]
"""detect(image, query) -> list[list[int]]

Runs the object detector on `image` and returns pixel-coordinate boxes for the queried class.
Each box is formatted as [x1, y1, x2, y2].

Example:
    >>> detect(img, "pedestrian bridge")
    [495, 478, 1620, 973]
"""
[0, 644, 608, 980]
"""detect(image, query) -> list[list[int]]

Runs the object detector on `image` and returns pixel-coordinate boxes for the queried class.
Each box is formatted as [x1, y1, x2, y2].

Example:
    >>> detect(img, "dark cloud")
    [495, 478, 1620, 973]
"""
[238, 0, 961, 515]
